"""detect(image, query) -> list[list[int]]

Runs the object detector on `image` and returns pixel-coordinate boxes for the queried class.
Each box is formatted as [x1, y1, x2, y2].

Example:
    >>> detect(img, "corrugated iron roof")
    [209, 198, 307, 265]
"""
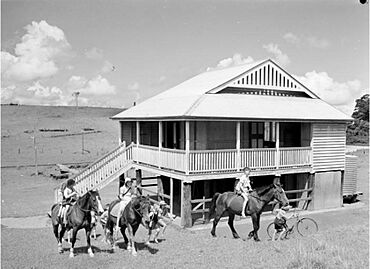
[112, 60, 351, 121]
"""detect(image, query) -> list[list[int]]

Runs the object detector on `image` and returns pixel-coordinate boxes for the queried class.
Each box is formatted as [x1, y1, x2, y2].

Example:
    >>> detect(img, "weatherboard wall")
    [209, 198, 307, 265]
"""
[312, 123, 347, 172]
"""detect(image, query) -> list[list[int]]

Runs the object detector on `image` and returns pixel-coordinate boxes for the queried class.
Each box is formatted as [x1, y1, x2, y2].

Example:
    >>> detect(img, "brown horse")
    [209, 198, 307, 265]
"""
[50, 190, 104, 257]
[209, 183, 289, 241]
[104, 195, 151, 256]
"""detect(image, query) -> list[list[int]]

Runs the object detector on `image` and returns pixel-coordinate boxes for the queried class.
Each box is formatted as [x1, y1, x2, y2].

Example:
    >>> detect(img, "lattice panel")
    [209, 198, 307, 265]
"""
[231, 63, 301, 89]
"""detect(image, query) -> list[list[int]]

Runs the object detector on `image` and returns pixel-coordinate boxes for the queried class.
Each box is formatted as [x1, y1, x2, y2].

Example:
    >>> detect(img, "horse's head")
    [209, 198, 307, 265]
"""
[132, 195, 151, 228]
[272, 183, 289, 207]
[87, 190, 104, 215]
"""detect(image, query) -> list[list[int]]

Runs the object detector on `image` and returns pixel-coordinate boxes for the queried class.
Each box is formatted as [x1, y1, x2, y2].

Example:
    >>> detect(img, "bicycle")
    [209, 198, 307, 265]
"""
[267, 211, 318, 240]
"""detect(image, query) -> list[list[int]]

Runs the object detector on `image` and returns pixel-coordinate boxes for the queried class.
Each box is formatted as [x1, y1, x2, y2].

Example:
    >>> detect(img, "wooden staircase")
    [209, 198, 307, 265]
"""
[54, 142, 134, 202]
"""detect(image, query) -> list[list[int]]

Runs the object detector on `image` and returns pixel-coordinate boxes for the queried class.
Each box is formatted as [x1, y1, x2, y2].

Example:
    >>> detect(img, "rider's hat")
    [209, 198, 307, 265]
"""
[159, 200, 166, 206]
[66, 179, 75, 187]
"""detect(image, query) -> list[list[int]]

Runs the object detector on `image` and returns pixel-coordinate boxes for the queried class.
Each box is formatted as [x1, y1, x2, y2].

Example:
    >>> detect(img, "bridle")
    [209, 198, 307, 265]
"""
[75, 192, 100, 213]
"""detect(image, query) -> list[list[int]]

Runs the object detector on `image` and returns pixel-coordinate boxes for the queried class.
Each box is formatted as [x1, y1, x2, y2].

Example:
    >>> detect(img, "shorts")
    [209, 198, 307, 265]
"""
[274, 218, 287, 231]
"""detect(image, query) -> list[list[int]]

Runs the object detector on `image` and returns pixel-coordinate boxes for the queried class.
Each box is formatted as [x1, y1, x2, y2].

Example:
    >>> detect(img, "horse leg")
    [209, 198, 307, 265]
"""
[85, 227, 94, 257]
[69, 227, 78, 258]
[53, 224, 63, 254]
[228, 214, 240, 239]
[249, 213, 261, 242]
[126, 224, 138, 256]
[211, 207, 224, 237]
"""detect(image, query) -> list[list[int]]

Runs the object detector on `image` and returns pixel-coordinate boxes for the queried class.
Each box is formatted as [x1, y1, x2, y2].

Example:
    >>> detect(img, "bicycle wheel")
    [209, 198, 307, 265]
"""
[266, 222, 275, 239]
[297, 218, 318, 236]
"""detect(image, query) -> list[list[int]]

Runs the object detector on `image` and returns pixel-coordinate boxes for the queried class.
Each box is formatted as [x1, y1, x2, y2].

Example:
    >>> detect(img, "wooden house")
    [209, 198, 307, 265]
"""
[56, 59, 351, 227]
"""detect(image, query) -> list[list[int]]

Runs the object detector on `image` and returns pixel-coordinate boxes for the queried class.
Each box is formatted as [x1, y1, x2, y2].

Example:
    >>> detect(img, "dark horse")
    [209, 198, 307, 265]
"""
[104, 195, 151, 256]
[209, 183, 289, 241]
[50, 190, 104, 258]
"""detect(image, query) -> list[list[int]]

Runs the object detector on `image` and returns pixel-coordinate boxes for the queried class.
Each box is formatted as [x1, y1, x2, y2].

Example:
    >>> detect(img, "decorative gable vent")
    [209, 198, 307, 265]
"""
[231, 63, 301, 89]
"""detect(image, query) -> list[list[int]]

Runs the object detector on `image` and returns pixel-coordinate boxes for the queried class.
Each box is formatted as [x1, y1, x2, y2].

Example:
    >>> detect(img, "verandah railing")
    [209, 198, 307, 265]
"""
[132, 144, 312, 174]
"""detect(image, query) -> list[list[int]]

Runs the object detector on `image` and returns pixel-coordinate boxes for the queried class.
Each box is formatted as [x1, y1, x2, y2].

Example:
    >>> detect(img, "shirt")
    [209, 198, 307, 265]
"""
[119, 185, 132, 200]
[235, 174, 252, 192]
[275, 208, 288, 220]
[63, 186, 77, 202]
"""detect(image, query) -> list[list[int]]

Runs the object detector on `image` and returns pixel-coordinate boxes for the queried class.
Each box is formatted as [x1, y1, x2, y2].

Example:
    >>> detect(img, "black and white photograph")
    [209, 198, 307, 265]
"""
[1, 0, 369, 268]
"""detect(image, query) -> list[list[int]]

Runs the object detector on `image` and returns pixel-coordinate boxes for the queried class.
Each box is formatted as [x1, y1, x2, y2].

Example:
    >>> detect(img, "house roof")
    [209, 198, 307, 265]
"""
[112, 59, 351, 122]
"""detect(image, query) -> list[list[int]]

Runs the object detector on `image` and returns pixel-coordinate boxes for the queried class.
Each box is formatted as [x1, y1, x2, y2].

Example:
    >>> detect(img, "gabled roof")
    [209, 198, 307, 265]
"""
[112, 59, 351, 121]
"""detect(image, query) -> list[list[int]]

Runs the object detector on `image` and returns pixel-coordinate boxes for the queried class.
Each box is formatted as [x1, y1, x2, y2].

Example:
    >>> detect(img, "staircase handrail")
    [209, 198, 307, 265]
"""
[54, 142, 133, 192]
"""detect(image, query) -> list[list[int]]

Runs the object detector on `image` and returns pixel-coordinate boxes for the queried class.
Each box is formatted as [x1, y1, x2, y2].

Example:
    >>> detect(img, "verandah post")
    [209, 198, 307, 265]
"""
[158, 121, 162, 168]
[185, 121, 190, 175]
[236, 121, 241, 171]
[181, 181, 192, 227]
[275, 122, 280, 169]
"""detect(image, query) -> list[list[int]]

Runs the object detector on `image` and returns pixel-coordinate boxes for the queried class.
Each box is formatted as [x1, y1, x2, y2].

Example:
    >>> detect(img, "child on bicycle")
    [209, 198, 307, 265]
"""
[272, 205, 295, 241]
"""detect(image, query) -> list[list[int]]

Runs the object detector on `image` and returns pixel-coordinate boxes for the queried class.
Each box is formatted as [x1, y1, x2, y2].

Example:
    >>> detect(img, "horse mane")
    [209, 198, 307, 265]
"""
[253, 184, 275, 196]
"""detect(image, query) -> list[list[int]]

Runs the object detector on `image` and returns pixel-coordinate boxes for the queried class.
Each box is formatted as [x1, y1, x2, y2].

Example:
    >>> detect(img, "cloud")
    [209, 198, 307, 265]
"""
[1, 20, 71, 83]
[101, 61, 115, 73]
[77, 75, 116, 96]
[262, 43, 290, 67]
[283, 32, 300, 45]
[297, 71, 366, 115]
[84, 47, 103, 60]
[306, 36, 330, 49]
[207, 53, 255, 71]
[128, 82, 139, 91]
[158, 75, 167, 83]
[1, 81, 71, 106]
[283, 32, 330, 49]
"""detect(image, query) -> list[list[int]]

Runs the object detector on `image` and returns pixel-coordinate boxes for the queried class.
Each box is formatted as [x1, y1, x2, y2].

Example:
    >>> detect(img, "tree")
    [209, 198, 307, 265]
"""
[346, 94, 369, 145]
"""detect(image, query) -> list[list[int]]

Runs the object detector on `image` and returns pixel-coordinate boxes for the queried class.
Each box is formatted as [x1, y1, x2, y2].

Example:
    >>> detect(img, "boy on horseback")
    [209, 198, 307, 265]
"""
[147, 200, 173, 244]
[61, 179, 78, 225]
[235, 166, 252, 218]
[115, 177, 133, 232]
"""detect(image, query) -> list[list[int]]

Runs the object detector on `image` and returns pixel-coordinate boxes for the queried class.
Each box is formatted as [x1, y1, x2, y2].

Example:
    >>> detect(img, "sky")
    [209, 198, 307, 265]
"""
[1, 0, 369, 115]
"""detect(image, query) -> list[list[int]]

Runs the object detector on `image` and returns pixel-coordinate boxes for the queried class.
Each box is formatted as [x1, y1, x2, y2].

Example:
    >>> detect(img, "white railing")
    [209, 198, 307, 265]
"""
[241, 148, 276, 170]
[131, 144, 312, 174]
[55, 142, 134, 202]
[160, 147, 186, 172]
[189, 149, 237, 173]
[279, 147, 311, 168]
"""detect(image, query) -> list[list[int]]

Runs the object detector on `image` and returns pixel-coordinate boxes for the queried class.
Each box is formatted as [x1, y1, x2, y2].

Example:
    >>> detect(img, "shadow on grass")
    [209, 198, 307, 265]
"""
[114, 241, 159, 255]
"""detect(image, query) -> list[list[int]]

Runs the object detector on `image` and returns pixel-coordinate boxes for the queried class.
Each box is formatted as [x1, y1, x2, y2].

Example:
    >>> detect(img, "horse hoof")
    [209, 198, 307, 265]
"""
[254, 238, 261, 242]
[69, 253, 74, 258]
[132, 252, 137, 257]
[89, 252, 94, 257]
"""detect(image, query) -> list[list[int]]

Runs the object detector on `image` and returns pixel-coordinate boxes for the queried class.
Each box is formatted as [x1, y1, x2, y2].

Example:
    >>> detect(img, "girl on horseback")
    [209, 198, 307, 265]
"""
[115, 177, 133, 232]
[235, 166, 252, 218]
[62, 179, 78, 225]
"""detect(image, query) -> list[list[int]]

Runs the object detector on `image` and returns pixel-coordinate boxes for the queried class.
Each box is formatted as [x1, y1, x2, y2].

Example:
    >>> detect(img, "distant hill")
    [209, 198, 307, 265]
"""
[1, 105, 125, 167]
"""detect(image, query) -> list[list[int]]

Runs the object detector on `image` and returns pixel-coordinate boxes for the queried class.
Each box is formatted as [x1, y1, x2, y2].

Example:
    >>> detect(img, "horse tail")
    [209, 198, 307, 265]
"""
[209, 192, 220, 219]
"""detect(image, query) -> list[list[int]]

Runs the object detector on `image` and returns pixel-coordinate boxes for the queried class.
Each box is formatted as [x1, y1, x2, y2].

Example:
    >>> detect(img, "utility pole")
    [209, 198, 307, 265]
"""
[32, 126, 38, 175]
[72, 91, 80, 108]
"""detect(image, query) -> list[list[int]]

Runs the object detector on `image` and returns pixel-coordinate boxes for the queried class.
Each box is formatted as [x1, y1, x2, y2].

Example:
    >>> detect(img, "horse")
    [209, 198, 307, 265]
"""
[50, 190, 104, 258]
[209, 183, 289, 241]
[104, 195, 151, 256]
